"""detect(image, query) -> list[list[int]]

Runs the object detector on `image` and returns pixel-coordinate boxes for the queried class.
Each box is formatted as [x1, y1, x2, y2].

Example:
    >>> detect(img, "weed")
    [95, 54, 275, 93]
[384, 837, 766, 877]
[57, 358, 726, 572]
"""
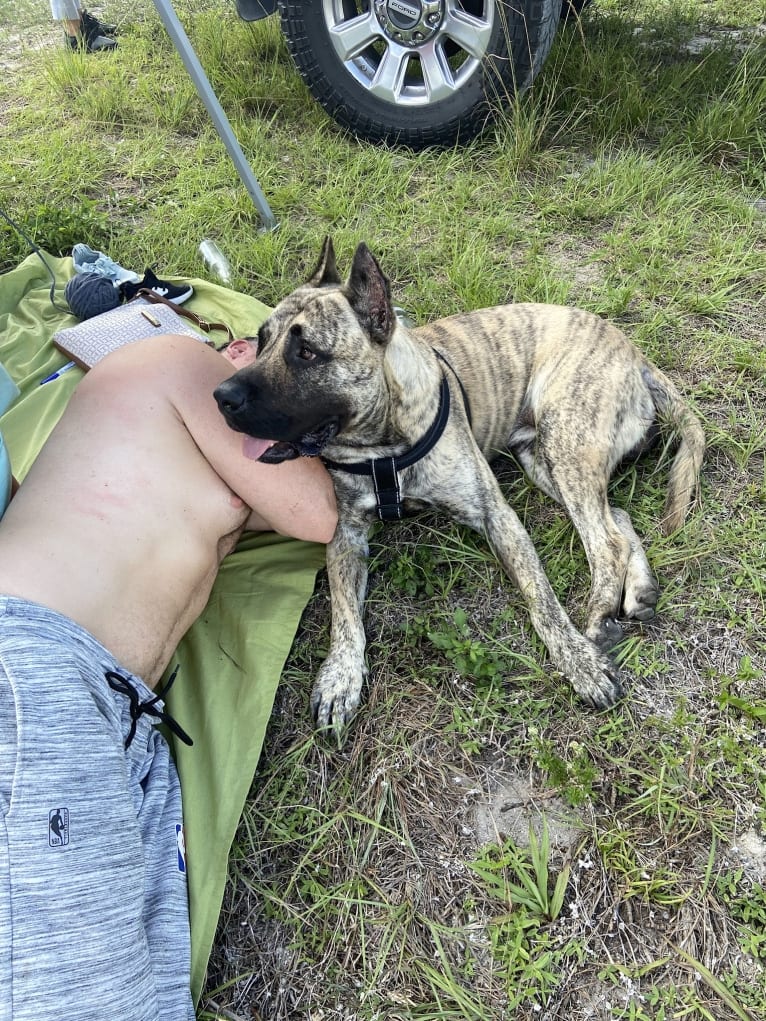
[716, 870, 766, 957]
[427, 609, 512, 684]
[470, 819, 571, 922]
[0, 199, 111, 266]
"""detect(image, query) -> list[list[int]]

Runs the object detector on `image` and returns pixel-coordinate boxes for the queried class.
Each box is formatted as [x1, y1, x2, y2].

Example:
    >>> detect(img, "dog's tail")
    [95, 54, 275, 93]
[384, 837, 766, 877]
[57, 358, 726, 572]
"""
[643, 365, 705, 534]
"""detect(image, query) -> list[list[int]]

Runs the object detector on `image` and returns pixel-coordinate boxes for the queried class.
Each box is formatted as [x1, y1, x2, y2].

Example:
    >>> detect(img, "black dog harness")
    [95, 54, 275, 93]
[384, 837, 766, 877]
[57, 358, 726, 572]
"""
[322, 351, 472, 522]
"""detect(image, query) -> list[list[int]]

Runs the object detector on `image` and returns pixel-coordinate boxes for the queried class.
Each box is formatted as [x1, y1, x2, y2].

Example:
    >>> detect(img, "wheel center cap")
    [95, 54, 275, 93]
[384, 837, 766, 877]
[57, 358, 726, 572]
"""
[387, 0, 421, 29]
[375, 0, 443, 47]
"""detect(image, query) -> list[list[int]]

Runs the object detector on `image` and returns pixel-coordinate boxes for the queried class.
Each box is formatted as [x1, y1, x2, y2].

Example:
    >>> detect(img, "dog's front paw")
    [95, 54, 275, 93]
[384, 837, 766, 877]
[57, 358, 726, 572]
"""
[310, 655, 367, 740]
[567, 639, 624, 710]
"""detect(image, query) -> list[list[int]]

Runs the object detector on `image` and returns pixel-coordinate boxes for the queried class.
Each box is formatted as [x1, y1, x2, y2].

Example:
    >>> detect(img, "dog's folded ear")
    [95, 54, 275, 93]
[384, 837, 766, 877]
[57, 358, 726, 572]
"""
[345, 243, 394, 346]
[306, 236, 341, 287]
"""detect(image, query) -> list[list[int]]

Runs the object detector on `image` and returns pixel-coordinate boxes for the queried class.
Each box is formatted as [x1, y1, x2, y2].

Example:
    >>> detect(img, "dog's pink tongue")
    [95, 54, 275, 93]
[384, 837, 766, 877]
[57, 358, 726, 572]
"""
[242, 436, 274, 461]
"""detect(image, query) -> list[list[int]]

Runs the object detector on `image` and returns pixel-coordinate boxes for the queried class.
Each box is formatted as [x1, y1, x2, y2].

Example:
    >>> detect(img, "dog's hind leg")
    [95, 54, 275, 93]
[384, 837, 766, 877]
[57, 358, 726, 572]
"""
[546, 464, 633, 652]
[446, 457, 622, 708]
[512, 428, 637, 648]
[611, 507, 659, 622]
[509, 425, 562, 503]
[514, 440, 656, 623]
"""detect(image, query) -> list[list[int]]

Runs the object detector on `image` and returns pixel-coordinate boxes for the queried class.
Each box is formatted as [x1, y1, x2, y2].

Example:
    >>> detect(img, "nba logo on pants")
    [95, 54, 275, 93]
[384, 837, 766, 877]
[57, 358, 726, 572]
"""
[49, 807, 70, 847]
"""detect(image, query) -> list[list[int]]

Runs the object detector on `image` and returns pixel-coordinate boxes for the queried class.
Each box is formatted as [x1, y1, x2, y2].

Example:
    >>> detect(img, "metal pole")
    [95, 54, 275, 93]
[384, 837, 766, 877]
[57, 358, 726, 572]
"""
[152, 0, 277, 230]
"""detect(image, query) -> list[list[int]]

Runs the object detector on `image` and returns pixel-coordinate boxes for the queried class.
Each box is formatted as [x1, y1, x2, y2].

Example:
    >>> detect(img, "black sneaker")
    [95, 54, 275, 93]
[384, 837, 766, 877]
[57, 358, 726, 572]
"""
[121, 268, 194, 305]
[67, 30, 117, 52]
[74, 8, 117, 50]
[81, 9, 118, 37]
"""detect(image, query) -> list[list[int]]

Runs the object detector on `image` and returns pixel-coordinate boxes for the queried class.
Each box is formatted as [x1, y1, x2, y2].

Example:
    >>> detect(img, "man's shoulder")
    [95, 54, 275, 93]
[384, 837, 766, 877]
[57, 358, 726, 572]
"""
[79, 335, 228, 416]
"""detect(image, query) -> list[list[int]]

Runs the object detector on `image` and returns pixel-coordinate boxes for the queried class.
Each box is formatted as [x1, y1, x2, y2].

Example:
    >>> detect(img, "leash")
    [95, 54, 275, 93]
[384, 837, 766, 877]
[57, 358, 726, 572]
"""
[322, 351, 471, 522]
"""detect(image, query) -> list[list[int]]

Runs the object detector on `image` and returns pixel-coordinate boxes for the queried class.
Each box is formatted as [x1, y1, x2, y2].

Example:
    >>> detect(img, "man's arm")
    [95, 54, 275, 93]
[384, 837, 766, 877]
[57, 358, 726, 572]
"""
[239, 458, 337, 541]
[176, 335, 338, 543]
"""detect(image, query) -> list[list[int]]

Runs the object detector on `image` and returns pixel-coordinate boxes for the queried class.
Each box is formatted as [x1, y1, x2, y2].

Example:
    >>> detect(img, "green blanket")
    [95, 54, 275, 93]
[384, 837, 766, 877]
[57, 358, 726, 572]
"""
[0, 251, 325, 1003]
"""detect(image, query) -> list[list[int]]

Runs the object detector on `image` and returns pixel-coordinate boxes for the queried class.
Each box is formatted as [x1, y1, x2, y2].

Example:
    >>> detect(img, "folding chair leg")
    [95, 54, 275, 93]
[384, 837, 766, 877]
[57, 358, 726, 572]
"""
[152, 0, 277, 230]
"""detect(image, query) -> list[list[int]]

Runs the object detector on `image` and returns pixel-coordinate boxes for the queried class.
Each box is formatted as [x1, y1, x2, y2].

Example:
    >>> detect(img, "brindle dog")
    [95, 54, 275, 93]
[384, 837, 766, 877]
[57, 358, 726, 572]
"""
[215, 238, 705, 736]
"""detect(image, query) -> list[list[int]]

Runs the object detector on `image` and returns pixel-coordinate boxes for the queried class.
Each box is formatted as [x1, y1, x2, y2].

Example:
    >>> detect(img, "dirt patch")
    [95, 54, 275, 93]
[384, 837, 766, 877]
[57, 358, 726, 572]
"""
[468, 771, 586, 849]
[731, 826, 766, 882]
[0, 5, 61, 72]
[547, 238, 609, 299]
[681, 24, 766, 56]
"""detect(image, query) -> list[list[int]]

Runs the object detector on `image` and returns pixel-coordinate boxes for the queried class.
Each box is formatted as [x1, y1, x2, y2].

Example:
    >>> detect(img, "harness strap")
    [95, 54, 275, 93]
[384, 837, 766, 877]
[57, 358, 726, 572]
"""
[434, 349, 472, 429]
[321, 350, 472, 522]
[370, 457, 403, 521]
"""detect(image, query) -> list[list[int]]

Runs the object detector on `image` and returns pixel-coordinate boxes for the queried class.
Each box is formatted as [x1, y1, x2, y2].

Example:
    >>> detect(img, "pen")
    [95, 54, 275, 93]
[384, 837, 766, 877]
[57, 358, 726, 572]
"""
[40, 360, 77, 385]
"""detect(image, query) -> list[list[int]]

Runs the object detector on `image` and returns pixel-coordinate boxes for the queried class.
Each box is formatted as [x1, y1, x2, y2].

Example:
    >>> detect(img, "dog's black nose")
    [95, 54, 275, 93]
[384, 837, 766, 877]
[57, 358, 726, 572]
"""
[213, 379, 244, 416]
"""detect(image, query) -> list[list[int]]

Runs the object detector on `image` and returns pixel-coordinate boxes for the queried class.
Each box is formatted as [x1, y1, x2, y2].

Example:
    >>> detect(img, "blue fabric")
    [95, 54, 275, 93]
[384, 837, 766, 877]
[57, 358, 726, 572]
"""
[0, 443, 10, 518]
[0, 364, 19, 518]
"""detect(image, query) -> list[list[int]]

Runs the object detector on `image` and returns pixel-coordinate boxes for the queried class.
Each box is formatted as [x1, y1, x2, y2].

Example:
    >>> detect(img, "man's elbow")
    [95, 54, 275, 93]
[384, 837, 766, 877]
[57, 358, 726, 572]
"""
[313, 494, 339, 544]
[286, 489, 338, 545]
[316, 512, 338, 545]
[285, 514, 337, 545]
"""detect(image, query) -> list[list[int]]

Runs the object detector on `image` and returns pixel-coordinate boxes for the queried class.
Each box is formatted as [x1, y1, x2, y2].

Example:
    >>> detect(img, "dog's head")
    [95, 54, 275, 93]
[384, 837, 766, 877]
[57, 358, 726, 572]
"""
[214, 237, 398, 462]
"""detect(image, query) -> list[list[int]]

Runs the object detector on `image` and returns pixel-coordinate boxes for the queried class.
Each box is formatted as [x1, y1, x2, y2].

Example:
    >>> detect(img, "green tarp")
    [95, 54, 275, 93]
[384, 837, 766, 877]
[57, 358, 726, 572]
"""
[0, 251, 325, 1002]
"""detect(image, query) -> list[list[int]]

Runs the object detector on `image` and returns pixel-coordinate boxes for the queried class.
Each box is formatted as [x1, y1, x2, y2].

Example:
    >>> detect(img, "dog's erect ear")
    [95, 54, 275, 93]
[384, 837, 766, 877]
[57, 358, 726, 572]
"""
[306, 236, 341, 287]
[345, 243, 393, 346]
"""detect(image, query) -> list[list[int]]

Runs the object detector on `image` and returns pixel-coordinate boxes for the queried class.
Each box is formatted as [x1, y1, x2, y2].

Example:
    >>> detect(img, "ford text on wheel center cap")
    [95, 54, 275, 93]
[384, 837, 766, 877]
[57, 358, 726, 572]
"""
[374, 0, 443, 46]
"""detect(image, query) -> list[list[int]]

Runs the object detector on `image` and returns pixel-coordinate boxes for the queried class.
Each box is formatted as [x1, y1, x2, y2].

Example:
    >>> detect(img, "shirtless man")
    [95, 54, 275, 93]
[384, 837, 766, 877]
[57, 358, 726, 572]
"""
[0, 333, 337, 1021]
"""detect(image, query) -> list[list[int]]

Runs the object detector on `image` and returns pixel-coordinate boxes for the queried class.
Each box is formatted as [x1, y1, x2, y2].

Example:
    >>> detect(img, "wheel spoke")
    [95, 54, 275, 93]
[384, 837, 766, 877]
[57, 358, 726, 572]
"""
[440, 6, 493, 58]
[369, 45, 410, 103]
[328, 9, 381, 62]
[419, 43, 456, 101]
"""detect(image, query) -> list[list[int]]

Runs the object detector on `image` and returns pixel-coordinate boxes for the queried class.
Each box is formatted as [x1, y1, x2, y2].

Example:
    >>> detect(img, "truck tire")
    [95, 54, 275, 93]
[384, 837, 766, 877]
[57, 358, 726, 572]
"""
[278, 1, 560, 148]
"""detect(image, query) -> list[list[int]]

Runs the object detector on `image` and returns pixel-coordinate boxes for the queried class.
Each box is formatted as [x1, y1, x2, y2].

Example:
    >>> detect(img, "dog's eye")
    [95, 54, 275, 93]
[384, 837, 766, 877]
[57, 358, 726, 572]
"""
[288, 323, 316, 361]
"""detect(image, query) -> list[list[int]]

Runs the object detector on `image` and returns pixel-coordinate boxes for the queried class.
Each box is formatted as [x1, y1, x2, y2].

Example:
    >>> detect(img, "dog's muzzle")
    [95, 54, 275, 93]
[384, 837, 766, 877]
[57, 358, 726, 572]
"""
[214, 377, 342, 462]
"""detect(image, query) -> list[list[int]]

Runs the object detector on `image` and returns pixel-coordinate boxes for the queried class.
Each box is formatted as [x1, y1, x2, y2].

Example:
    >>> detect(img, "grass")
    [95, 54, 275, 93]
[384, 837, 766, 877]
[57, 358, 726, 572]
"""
[1, 0, 765, 1018]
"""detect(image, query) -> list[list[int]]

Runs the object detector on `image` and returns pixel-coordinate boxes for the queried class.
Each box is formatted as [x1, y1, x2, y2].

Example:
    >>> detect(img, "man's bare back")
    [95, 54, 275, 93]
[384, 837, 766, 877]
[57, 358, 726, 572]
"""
[0, 334, 337, 686]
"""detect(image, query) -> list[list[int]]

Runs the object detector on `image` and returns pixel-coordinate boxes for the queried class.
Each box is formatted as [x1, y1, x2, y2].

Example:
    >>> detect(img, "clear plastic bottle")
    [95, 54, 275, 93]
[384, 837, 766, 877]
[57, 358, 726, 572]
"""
[393, 305, 414, 327]
[198, 239, 232, 284]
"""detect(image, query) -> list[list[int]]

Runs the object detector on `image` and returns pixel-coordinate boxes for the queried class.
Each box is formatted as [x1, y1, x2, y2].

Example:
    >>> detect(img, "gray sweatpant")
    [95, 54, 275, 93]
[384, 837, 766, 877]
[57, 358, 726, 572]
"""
[49, 0, 81, 21]
[0, 596, 195, 1021]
